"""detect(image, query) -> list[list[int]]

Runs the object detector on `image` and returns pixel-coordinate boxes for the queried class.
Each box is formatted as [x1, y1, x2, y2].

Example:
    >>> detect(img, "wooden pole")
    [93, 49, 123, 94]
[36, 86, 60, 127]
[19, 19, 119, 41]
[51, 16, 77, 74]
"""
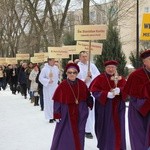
[88, 40, 91, 72]
[71, 54, 73, 61]
[58, 58, 62, 82]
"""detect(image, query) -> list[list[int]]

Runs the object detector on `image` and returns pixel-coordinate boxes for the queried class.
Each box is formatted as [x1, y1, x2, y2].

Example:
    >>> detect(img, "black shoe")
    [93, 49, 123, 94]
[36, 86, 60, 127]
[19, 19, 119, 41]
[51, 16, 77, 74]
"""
[85, 132, 93, 139]
[12, 91, 16, 95]
[49, 119, 54, 123]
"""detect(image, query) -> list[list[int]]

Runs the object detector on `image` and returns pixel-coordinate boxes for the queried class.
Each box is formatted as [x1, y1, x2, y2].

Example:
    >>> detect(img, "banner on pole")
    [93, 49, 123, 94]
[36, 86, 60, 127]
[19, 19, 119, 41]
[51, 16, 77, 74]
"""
[6, 58, 17, 64]
[140, 13, 150, 40]
[0, 58, 6, 65]
[34, 53, 44, 57]
[16, 54, 30, 60]
[44, 53, 49, 61]
[76, 41, 103, 54]
[62, 45, 78, 55]
[33, 53, 45, 63]
[74, 25, 107, 40]
[48, 47, 69, 58]
[30, 57, 44, 63]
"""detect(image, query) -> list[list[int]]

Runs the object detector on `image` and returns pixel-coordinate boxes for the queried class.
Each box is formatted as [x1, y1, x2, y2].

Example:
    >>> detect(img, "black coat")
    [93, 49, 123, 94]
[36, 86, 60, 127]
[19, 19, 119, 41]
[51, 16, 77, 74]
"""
[10, 68, 18, 84]
[18, 68, 27, 85]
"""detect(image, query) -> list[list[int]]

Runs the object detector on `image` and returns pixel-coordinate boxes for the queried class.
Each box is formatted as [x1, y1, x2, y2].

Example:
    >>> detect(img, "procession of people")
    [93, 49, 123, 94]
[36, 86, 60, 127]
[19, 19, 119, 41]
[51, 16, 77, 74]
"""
[0, 49, 150, 150]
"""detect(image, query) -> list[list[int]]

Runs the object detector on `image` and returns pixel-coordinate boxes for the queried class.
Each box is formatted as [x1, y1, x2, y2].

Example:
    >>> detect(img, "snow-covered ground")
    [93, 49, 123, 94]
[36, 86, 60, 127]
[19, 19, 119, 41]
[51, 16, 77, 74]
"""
[0, 88, 131, 150]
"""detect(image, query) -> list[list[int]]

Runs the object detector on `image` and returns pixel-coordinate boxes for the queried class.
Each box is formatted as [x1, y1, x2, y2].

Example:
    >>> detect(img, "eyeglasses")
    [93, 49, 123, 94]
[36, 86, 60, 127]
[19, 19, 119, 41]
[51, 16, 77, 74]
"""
[67, 71, 78, 75]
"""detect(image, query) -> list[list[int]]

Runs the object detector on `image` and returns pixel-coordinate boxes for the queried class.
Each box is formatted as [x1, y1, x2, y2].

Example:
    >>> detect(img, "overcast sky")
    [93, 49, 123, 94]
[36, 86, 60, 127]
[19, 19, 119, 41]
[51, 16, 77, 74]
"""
[69, 0, 112, 10]
[92, 0, 111, 4]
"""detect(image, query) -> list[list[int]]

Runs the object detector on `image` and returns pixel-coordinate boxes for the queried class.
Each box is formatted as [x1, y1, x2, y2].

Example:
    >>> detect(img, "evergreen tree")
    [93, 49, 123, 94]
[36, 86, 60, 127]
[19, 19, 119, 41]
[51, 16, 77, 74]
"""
[95, 8, 128, 77]
[63, 32, 76, 46]
[129, 41, 150, 69]
[129, 51, 142, 69]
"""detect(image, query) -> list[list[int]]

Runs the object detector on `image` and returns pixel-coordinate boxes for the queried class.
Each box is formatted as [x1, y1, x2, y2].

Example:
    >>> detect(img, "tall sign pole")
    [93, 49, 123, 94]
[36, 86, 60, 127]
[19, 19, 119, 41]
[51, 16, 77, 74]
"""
[136, 0, 140, 68]
[88, 40, 91, 72]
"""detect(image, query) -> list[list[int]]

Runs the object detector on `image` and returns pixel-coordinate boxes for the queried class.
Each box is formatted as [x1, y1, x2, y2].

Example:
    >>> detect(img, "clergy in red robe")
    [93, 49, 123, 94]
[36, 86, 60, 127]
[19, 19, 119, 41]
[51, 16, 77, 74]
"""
[89, 60, 126, 150]
[123, 50, 150, 150]
[50, 63, 93, 150]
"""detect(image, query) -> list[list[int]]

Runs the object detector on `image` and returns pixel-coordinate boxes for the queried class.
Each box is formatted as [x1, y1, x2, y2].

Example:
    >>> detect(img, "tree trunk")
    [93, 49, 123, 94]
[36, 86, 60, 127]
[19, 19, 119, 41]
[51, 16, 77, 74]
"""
[83, 0, 90, 25]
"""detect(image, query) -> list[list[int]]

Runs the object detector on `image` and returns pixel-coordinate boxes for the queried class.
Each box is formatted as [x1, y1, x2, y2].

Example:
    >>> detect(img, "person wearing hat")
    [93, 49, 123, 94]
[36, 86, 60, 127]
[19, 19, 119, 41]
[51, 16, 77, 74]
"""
[50, 63, 93, 150]
[39, 58, 60, 123]
[123, 49, 150, 150]
[89, 60, 127, 150]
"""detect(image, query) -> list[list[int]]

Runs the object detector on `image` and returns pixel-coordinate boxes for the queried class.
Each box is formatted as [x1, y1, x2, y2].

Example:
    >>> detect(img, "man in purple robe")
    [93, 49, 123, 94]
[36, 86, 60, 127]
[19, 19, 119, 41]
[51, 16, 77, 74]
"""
[90, 60, 127, 150]
[123, 50, 150, 150]
[50, 63, 93, 150]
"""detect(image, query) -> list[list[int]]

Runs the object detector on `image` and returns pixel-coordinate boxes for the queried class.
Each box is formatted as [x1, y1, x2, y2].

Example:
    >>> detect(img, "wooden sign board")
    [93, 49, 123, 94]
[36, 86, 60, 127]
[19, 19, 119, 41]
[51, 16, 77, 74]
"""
[76, 41, 103, 55]
[34, 53, 45, 57]
[30, 57, 44, 63]
[16, 54, 30, 60]
[74, 25, 107, 41]
[30, 57, 35, 63]
[140, 13, 150, 40]
[0, 58, 6, 65]
[44, 53, 49, 61]
[33, 53, 45, 63]
[62, 45, 78, 55]
[48, 47, 69, 58]
[6, 58, 17, 64]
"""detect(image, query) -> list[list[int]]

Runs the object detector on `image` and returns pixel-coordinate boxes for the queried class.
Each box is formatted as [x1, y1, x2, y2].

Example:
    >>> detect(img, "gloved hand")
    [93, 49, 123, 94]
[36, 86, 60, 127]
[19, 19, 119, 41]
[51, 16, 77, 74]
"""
[107, 92, 115, 99]
[55, 119, 61, 123]
[113, 87, 120, 95]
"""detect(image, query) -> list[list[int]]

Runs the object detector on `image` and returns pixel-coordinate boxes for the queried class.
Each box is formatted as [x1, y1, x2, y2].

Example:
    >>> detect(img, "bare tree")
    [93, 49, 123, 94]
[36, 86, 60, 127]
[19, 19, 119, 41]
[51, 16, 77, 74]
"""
[0, 0, 30, 57]
[83, 0, 90, 25]
[45, 0, 71, 46]
[25, 0, 49, 52]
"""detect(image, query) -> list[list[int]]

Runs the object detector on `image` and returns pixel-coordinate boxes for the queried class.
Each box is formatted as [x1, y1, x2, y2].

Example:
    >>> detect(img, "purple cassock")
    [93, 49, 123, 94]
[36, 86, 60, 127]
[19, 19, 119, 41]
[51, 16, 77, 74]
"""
[50, 79, 93, 150]
[123, 68, 150, 150]
[90, 73, 127, 150]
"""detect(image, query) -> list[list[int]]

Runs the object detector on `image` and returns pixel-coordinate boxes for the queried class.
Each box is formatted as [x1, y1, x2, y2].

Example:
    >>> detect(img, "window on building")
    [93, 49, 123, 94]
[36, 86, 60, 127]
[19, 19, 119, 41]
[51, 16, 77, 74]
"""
[144, 7, 150, 13]
[90, 11, 96, 21]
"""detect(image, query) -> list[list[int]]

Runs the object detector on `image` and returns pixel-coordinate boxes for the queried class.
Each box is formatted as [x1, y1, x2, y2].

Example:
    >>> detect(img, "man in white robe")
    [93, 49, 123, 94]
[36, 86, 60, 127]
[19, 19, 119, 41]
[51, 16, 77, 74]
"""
[39, 58, 59, 123]
[77, 51, 100, 139]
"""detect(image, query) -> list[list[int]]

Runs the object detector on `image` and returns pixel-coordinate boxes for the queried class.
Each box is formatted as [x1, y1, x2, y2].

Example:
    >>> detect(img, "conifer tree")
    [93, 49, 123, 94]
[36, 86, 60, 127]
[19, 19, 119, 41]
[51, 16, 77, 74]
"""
[129, 40, 150, 69]
[95, 8, 128, 76]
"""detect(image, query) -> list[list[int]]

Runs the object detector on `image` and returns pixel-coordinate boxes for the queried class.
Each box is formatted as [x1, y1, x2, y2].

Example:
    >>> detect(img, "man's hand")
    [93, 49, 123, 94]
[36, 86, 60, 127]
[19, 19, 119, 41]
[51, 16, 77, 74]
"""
[113, 87, 120, 95]
[87, 71, 92, 78]
[84, 76, 91, 82]
[107, 92, 115, 99]
[55, 119, 61, 123]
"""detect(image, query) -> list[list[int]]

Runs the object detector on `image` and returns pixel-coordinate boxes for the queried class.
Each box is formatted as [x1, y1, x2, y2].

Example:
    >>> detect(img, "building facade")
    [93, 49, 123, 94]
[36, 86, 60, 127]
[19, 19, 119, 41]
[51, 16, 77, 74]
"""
[65, 0, 150, 64]
[119, 0, 150, 64]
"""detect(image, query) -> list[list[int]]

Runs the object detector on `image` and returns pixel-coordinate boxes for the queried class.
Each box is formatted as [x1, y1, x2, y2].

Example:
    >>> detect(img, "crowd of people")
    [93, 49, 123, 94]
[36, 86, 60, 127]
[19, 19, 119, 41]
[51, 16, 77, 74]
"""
[0, 49, 150, 150]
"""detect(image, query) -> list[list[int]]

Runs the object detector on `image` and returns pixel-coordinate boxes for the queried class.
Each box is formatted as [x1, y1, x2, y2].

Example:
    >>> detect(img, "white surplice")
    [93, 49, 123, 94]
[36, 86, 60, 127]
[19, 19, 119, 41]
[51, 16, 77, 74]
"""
[77, 61, 100, 134]
[39, 63, 59, 120]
